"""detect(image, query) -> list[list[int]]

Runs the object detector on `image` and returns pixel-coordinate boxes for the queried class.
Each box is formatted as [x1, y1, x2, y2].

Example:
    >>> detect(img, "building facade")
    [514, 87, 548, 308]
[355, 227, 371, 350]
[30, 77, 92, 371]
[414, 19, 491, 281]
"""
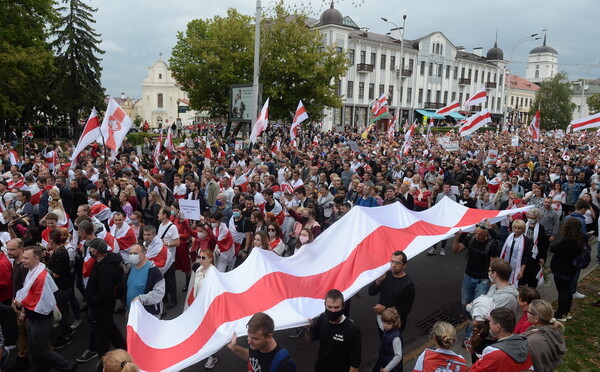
[504, 74, 540, 126]
[570, 79, 600, 119]
[525, 35, 558, 84]
[134, 57, 201, 129]
[314, 4, 507, 131]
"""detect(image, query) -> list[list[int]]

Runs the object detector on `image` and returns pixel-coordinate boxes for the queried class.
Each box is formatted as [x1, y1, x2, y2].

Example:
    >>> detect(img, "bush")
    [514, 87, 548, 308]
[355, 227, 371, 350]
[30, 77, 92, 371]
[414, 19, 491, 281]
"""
[127, 132, 155, 145]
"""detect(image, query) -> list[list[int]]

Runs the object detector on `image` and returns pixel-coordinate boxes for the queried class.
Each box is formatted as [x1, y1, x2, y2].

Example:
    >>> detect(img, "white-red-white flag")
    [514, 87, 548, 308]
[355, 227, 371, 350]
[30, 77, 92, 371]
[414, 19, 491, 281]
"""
[99, 98, 133, 157]
[387, 114, 397, 141]
[402, 123, 415, 155]
[459, 109, 491, 137]
[290, 100, 308, 141]
[71, 107, 101, 168]
[271, 140, 281, 157]
[569, 112, 600, 131]
[153, 131, 163, 169]
[8, 150, 19, 166]
[164, 126, 174, 158]
[15, 263, 57, 316]
[313, 135, 319, 146]
[463, 87, 487, 107]
[249, 98, 269, 144]
[436, 100, 460, 114]
[528, 109, 541, 140]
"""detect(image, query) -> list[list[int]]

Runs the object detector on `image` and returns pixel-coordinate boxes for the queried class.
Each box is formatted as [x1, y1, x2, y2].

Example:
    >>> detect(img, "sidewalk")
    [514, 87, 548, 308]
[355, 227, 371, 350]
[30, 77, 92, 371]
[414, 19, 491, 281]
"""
[403, 237, 599, 370]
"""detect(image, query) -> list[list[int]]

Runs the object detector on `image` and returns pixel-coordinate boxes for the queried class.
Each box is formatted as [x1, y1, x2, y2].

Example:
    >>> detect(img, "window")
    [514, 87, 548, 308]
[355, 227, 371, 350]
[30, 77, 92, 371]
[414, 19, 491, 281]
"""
[349, 49, 355, 64]
[429, 63, 433, 76]
[401, 57, 405, 69]
[485, 100, 488, 109]
[380, 54, 386, 69]
[491, 98, 495, 110]
[347, 81, 354, 98]
[497, 97, 501, 110]
[440, 45, 443, 55]
[426, 89, 431, 102]
[157, 93, 163, 108]
[451, 92, 456, 101]
[437, 64, 442, 77]
[335, 80, 341, 96]
[406, 87, 412, 104]
[158, 73, 162, 79]
[520, 97, 524, 106]
[399, 87, 403, 105]
[511, 96, 514, 106]
[499, 74, 503, 86]
[371, 52, 376, 65]
[369, 83, 375, 100]
[446, 65, 450, 79]
[420, 61, 426, 75]
[468, 68, 472, 79]
[390, 56, 396, 70]
[459, 93, 463, 103]
[493, 73, 497, 83]
[360, 50, 366, 63]
[443, 91, 448, 104]
[379, 84, 385, 96]
[474, 70, 478, 82]
[358, 82, 365, 99]
[436, 90, 441, 103]
[454, 67, 458, 79]
[432, 44, 435, 54]
[408, 59, 414, 71]
[435, 44, 440, 54]
[418, 88, 424, 104]
[389, 86, 394, 101]
[465, 94, 470, 102]
[481, 71, 484, 82]
[461, 67, 465, 78]
[535, 70, 539, 78]
[487, 72, 491, 82]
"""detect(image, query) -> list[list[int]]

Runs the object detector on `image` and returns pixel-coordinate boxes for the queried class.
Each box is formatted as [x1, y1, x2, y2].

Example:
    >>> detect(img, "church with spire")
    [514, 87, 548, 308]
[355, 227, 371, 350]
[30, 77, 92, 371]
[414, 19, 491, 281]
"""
[525, 32, 558, 84]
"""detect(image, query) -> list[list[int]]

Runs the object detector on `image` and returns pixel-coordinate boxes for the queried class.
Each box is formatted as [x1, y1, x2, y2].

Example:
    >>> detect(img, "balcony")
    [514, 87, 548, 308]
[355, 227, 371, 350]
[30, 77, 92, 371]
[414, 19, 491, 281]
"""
[485, 81, 497, 89]
[470, 105, 482, 112]
[459, 78, 471, 86]
[424, 102, 445, 110]
[402, 68, 412, 77]
[356, 63, 374, 72]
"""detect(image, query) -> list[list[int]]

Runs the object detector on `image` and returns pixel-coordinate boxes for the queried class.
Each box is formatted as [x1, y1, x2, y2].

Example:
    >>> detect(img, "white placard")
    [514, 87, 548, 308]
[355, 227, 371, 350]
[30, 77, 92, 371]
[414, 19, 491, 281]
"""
[348, 141, 360, 152]
[485, 149, 498, 164]
[442, 140, 459, 151]
[511, 136, 520, 147]
[179, 199, 201, 221]
[451, 185, 460, 195]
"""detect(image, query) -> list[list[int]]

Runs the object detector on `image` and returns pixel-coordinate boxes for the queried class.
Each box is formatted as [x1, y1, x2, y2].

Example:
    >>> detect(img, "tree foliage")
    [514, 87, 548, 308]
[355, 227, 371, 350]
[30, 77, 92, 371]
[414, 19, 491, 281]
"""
[529, 72, 575, 130]
[0, 0, 57, 123]
[170, 3, 348, 122]
[51, 0, 105, 133]
[587, 93, 600, 115]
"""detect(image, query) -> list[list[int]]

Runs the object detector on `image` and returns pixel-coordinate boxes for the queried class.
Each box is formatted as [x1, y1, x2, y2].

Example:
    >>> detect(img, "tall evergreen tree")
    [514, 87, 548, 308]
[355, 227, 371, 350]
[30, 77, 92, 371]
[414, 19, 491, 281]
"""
[51, 0, 105, 136]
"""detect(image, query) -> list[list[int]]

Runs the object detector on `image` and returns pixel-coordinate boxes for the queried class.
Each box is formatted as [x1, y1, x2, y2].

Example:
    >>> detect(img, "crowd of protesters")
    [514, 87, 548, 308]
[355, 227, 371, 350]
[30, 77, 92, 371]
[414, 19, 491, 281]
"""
[0, 120, 598, 372]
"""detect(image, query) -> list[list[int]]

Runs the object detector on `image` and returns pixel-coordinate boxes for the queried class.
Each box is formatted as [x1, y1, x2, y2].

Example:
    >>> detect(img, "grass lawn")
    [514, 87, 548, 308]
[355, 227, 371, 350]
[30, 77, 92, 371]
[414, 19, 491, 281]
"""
[556, 266, 600, 372]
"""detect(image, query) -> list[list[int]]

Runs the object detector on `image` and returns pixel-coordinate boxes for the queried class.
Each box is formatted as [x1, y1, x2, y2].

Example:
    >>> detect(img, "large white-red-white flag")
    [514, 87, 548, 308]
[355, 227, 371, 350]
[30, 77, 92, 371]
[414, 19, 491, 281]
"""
[402, 123, 415, 155]
[436, 100, 460, 115]
[15, 263, 57, 316]
[569, 112, 600, 132]
[290, 100, 308, 141]
[387, 114, 398, 141]
[99, 98, 133, 157]
[127, 199, 532, 372]
[459, 109, 491, 137]
[528, 109, 541, 140]
[164, 126, 174, 158]
[249, 98, 269, 144]
[463, 87, 487, 107]
[71, 107, 101, 168]
[153, 131, 163, 169]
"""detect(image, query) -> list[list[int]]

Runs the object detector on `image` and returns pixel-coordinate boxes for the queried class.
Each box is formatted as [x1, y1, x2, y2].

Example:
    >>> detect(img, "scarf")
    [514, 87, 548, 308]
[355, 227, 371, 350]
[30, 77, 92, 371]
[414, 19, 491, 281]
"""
[500, 233, 525, 286]
[15, 263, 58, 315]
[525, 221, 540, 258]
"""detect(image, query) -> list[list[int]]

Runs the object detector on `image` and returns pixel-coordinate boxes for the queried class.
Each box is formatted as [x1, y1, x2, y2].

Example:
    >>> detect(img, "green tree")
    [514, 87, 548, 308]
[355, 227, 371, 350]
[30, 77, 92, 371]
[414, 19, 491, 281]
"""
[170, 3, 348, 122]
[587, 93, 600, 114]
[0, 0, 57, 127]
[51, 0, 105, 135]
[529, 72, 575, 130]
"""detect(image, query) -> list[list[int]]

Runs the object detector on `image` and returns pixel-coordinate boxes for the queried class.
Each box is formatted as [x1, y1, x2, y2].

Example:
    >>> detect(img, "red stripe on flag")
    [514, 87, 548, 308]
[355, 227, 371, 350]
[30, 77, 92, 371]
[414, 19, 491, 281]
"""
[21, 271, 47, 311]
[127, 208, 502, 371]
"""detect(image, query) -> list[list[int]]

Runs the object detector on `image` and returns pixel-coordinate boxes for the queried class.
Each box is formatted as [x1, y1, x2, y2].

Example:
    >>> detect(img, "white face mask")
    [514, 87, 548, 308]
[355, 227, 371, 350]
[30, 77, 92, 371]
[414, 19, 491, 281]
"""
[268, 231, 276, 238]
[210, 222, 219, 228]
[129, 254, 141, 265]
[299, 236, 309, 244]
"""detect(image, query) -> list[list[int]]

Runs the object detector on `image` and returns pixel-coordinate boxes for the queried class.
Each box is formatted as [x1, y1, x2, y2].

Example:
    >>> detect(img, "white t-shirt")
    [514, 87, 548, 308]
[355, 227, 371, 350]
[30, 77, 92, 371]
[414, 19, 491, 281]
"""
[157, 222, 180, 255]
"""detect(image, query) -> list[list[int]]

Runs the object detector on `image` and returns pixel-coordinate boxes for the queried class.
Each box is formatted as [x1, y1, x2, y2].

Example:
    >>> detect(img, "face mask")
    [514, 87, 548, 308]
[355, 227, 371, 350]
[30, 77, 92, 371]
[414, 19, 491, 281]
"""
[129, 254, 140, 265]
[527, 218, 536, 225]
[215, 200, 222, 206]
[89, 251, 96, 259]
[171, 210, 176, 216]
[488, 274, 495, 282]
[232, 211, 241, 219]
[211, 222, 219, 228]
[130, 220, 139, 225]
[325, 308, 344, 322]
[268, 231, 276, 238]
[299, 236, 309, 244]
[88, 199, 94, 206]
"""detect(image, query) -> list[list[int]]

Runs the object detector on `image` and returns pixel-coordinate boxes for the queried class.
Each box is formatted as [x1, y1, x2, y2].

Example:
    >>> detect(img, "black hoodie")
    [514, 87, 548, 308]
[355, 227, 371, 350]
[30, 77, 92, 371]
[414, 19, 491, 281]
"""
[86, 251, 122, 309]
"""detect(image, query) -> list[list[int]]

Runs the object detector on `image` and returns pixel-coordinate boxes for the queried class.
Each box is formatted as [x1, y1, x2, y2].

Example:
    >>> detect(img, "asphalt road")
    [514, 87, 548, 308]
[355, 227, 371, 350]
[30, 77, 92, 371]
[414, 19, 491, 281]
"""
[5, 238, 469, 372]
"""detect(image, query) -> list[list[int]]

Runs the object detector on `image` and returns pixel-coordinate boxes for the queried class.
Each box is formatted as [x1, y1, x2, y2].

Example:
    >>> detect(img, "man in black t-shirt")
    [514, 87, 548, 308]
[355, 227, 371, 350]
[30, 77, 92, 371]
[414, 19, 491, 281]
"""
[305, 289, 361, 372]
[228, 312, 296, 372]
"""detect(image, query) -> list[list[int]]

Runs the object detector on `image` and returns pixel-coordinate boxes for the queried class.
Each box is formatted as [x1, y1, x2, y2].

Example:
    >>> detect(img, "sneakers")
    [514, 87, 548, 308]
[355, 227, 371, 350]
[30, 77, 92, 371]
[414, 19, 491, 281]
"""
[555, 316, 567, 322]
[52, 338, 72, 350]
[204, 356, 218, 369]
[289, 327, 304, 339]
[573, 292, 586, 299]
[427, 247, 436, 255]
[76, 349, 98, 363]
[440, 248, 446, 256]
[71, 318, 82, 329]
[565, 313, 573, 320]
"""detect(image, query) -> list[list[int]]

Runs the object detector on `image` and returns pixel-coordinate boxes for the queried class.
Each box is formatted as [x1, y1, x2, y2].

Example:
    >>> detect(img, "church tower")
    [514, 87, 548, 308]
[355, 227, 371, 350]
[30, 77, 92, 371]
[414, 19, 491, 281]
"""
[526, 33, 558, 84]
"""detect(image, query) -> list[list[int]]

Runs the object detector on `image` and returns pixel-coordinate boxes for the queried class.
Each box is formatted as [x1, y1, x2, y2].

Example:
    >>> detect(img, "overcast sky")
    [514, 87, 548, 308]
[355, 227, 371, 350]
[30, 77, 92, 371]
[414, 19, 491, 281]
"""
[94, 0, 600, 99]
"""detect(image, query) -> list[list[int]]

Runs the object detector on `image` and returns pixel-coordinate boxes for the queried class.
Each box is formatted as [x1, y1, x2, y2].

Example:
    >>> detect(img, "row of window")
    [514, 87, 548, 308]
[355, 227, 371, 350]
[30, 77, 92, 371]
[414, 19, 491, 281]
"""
[510, 95, 533, 108]
[418, 62, 499, 84]
[349, 49, 415, 71]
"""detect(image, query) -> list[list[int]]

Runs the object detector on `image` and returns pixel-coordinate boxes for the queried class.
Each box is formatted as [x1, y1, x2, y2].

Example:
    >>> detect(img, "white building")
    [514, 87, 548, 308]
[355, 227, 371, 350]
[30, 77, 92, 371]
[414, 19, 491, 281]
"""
[134, 56, 202, 129]
[525, 35, 558, 84]
[570, 79, 600, 119]
[314, 4, 507, 131]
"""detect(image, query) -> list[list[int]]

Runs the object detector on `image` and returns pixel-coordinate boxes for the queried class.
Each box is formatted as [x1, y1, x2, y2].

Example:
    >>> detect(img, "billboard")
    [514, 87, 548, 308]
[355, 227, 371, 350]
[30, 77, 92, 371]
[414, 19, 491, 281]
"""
[230, 84, 257, 122]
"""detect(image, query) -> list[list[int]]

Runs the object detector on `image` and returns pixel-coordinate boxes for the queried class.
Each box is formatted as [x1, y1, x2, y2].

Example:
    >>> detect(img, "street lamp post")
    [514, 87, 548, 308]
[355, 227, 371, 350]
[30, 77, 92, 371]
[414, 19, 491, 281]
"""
[250, 0, 262, 134]
[382, 15, 406, 122]
[503, 33, 541, 129]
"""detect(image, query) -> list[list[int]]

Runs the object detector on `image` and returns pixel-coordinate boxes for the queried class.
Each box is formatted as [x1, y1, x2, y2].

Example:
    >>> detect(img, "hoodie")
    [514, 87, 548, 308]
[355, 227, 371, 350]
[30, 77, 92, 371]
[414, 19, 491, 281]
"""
[486, 284, 518, 313]
[86, 251, 123, 309]
[471, 334, 533, 372]
[521, 325, 566, 372]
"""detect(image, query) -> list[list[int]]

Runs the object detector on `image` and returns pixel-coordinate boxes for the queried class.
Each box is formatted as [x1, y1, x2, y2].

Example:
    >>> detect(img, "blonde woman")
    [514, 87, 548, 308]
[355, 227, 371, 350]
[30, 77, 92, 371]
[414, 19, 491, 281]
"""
[47, 189, 70, 229]
[413, 321, 468, 372]
[521, 299, 566, 372]
[102, 349, 139, 372]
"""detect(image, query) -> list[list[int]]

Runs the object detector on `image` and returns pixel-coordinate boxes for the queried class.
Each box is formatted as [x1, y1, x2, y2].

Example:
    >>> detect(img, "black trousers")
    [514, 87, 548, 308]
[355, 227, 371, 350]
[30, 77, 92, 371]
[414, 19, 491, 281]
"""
[26, 316, 73, 372]
[164, 265, 177, 303]
[92, 305, 126, 358]
[554, 275, 573, 317]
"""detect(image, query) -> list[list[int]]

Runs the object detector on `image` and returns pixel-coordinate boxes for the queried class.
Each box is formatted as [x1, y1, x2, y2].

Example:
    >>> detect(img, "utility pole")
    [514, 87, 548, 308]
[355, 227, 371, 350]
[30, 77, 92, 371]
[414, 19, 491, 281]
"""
[250, 0, 262, 135]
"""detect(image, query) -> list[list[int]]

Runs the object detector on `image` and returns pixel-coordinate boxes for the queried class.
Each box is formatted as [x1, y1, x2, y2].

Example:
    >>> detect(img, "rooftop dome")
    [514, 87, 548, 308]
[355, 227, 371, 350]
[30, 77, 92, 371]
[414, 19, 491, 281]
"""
[529, 34, 557, 55]
[486, 41, 504, 60]
[320, 2, 343, 26]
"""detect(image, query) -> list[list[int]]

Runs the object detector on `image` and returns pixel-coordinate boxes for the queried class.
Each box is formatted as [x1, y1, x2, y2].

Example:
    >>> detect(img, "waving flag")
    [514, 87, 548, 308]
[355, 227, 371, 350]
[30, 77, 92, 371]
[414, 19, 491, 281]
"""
[271, 140, 281, 157]
[153, 130, 163, 169]
[290, 100, 308, 141]
[528, 109, 541, 140]
[436, 100, 460, 115]
[402, 123, 415, 155]
[569, 112, 600, 131]
[249, 98, 270, 144]
[100, 98, 133, 157]
[387, 114, 398, 141]
[8, 150, 19, 165]
[127, 199, 532, 372]
[459, 109, 491, 137]
[463, 87, 487, 107]
[371, 93, 389, 121]
[71, 108, 101, 168]
[361, 124, 374, 139]
[164, 126, 174, 158]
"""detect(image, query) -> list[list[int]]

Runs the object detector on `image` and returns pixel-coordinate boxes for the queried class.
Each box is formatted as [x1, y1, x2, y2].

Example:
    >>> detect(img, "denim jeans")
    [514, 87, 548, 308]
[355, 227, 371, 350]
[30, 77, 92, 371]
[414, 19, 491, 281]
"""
[462, 274, 490, 342]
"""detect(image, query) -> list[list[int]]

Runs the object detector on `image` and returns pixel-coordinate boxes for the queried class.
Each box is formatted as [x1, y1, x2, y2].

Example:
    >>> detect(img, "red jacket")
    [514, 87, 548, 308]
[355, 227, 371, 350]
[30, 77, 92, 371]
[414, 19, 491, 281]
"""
[0, 252, 13, 302]
[471, 335, 533, 372]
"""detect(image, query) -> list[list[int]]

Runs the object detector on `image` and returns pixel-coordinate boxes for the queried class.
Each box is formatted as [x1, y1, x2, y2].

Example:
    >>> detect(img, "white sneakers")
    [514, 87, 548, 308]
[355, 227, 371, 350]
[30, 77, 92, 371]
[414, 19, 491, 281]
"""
[205, 356, 218, 369]
[573, 292, 586, 299]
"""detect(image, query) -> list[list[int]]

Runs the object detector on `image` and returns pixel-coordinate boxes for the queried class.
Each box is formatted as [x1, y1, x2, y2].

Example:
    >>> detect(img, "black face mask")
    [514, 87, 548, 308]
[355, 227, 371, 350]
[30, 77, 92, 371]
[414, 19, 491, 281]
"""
[325, 308, 344, 322]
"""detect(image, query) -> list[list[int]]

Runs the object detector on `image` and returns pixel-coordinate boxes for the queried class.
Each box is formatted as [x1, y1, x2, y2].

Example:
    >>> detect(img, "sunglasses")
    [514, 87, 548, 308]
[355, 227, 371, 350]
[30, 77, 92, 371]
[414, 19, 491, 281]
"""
[199, 256, 209, 260]
[267, 229, 276, 232]
[475, 223, 488, 230]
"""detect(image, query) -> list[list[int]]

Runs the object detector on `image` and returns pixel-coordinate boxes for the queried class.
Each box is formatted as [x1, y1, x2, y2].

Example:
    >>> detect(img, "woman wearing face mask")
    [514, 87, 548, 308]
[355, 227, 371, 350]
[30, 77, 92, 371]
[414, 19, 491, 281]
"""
[169, 202, 194, 292]
[293, 228, 314, 256]
[266, 222, 285, 256]
[499, 220, 533, 286]
[129, 211, 144, 242]
[203, 212, 235, 272]
[287, 206, 322, 238]
[521, 208, 548, 288]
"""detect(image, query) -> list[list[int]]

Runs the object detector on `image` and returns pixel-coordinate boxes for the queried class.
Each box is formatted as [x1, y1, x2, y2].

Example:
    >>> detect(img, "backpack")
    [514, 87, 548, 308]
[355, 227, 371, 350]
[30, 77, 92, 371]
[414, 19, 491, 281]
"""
[573, 242, 591, 269]
[270, 347, 296, 372]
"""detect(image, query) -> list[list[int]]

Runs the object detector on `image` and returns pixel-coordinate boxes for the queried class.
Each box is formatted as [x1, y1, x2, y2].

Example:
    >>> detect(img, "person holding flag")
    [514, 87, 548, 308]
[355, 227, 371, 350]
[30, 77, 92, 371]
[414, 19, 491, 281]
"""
[100, 98, 133, 157]
[290, 100, 308, 141]
[528, 109, 541, 141]
[249, 99, 269, 144]
[71, 108, 100, 168]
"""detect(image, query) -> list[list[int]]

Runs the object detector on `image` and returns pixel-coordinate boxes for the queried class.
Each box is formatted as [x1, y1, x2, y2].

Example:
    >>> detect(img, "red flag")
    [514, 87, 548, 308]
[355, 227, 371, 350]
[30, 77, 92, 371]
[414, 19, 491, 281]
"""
[290, 100, 308, 141]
